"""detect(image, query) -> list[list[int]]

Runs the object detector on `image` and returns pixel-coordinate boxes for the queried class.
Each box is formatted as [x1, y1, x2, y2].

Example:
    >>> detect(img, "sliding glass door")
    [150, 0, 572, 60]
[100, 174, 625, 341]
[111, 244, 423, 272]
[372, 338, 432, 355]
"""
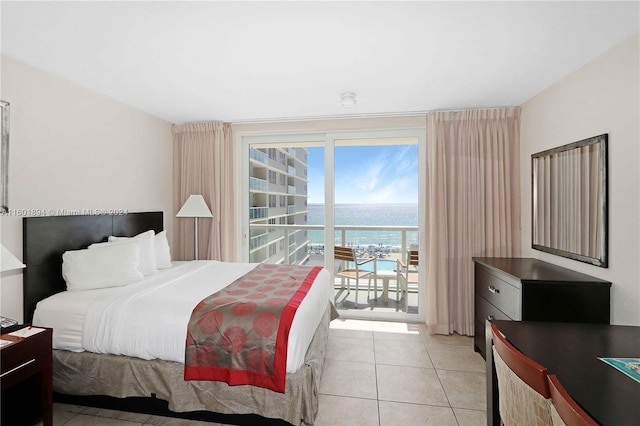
[332, 139, 419, 317]
[242, 128, 425, 322]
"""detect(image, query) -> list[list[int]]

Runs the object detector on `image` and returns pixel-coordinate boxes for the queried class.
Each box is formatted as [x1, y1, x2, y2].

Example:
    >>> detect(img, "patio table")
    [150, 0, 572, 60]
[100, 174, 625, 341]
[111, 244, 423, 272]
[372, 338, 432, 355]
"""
[376, 270, 397, 302]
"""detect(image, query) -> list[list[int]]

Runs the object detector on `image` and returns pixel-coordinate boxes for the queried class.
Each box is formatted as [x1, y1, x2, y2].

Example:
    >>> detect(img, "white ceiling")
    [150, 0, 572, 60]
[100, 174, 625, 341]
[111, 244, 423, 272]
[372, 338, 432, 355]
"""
[1, 1, 639, 124]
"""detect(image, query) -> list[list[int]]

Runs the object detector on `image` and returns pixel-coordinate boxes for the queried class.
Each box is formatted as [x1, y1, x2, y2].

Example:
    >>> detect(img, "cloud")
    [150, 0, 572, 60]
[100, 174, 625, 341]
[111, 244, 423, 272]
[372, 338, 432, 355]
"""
[354, 158, 385, 193]
[352, 146, 418, 203]
[308, 144, 419, 204]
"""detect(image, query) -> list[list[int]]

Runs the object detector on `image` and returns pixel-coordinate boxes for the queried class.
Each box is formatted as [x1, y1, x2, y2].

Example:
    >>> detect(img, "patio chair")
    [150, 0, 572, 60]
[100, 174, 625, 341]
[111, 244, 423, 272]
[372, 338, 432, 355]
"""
[334, 246, 376, 305]
[396, 250, 418, 310]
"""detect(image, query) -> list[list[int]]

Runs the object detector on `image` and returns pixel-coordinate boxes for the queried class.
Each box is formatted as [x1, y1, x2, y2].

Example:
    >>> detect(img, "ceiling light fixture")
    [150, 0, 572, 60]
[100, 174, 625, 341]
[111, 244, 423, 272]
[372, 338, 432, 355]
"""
[340, 92, 357, 108]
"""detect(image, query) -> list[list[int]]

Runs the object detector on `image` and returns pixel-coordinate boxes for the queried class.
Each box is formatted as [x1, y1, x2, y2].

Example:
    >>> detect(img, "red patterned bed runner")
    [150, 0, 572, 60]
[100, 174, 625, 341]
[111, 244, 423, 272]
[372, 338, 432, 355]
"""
[184, 264, 322, 392]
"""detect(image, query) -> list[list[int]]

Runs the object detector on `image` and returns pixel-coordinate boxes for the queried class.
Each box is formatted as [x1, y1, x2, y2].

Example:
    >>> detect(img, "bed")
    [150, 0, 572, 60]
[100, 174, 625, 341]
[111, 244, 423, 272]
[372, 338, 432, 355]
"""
[23, 212, 336, 425]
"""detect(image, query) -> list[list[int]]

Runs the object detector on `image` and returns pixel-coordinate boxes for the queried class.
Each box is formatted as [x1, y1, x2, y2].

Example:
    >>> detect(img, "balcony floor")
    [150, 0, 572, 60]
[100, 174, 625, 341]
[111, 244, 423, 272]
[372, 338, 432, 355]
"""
[334, 285, 419, 315]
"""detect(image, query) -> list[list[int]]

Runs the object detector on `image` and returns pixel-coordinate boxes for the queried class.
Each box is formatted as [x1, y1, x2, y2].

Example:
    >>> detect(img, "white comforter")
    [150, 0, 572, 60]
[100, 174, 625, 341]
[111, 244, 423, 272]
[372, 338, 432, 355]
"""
[33, 261, 331, 373]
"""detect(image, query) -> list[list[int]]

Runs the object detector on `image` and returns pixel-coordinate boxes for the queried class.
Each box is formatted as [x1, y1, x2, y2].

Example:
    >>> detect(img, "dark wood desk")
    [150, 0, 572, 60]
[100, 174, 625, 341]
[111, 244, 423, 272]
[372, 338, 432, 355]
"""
[486, 320, 640, 426]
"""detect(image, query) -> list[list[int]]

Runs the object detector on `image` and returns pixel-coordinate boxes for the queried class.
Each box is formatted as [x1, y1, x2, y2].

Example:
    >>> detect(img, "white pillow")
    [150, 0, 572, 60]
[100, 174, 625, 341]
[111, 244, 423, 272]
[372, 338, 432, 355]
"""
[108, 230, 158, 276]
[62, 240, 143, 291]
[154, 230, 172, 269]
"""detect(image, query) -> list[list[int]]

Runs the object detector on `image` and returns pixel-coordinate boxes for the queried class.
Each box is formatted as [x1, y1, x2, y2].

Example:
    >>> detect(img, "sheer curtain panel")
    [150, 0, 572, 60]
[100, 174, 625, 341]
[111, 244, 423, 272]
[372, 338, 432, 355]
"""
[424, 108, 521, 336]
[173, 122, 236, 261]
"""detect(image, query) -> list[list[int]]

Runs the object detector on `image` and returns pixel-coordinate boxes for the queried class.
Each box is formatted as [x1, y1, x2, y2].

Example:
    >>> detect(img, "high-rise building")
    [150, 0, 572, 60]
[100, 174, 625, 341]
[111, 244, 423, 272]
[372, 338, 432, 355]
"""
[249, 146, 309, 264]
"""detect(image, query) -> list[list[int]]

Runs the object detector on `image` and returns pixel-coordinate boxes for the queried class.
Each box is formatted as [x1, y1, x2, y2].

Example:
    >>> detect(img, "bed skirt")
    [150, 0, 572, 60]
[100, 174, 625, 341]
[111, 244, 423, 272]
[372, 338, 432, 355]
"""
[52, 302, 338, 426]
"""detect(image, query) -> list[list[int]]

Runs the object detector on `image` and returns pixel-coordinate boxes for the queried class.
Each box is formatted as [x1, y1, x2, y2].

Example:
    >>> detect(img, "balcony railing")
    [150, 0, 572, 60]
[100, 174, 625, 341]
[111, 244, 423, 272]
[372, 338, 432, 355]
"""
[250, 148, 268, 164]
[287, 205, 296, 214]
[287, 185, 296, 195]
[249, 207, 269, 220]
[248, 223, 418, 265]
[249, 177, 268, 192]
[249, 233, 269, 250]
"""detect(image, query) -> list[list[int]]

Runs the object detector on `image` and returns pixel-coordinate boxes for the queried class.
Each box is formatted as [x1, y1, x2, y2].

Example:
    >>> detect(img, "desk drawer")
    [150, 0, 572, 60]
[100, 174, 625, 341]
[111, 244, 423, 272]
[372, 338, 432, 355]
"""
[475, 267, 520, 320]
[1, 331, 50, 391]
[476, 295, 511, 324]
[473, 297, 512, 359]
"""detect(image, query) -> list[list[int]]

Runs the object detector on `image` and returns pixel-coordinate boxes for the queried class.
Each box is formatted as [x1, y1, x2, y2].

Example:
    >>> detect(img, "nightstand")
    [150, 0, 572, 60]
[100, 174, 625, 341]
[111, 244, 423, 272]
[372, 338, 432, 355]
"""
[1, 327, 53, 426]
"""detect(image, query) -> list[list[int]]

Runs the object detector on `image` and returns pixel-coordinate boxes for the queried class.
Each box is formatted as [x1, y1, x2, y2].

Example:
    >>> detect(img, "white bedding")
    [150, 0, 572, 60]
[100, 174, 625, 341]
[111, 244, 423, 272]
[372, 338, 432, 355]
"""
[33, 261, 331, 373]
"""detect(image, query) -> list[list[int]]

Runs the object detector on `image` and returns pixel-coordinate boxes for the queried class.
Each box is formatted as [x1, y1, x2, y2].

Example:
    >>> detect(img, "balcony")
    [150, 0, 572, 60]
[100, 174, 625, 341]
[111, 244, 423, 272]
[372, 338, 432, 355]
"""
[249, 207, 268, 220]
[250, 148, 268, 164]
[247, 223, 420, 314]
[287, 185, 296, 195]
[288, 205, 296, 215]
[249, 233, 269, 250]
[250, 177, 268, 192]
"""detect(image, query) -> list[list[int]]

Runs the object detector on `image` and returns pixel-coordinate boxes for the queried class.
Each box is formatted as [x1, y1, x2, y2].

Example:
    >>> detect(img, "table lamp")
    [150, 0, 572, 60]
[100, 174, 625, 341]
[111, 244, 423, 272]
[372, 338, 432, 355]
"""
[1, 244, 26, 272]
[176, 194, 213, 260]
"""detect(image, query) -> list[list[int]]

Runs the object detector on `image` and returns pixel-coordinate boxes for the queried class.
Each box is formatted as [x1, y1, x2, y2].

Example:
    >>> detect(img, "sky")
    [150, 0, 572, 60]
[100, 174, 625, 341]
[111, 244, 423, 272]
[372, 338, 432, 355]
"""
[306, 144, 418, 204]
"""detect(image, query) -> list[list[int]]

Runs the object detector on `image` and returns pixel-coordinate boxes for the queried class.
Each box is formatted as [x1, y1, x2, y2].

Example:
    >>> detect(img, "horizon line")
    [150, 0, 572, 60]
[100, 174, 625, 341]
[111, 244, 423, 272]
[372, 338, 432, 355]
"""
[308, 202, 418, 205]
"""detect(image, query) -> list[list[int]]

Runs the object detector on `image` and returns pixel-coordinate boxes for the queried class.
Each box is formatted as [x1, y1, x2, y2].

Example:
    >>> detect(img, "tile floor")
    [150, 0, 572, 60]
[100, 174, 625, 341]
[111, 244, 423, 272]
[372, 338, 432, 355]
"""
[49, 319, 486, 426]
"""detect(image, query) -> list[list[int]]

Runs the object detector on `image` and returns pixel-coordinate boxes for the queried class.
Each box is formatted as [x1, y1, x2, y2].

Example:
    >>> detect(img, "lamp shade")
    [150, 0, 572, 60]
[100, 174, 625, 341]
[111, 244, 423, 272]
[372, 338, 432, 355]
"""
[1, 244, 26, 272]
[176, 195, 213, 218]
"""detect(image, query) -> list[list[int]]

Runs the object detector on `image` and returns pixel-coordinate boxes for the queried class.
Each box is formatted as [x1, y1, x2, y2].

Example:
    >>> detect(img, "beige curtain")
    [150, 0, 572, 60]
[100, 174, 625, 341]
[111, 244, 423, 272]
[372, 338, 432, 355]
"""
[425, 108, 521, 336]
[173, 122, 236, 261]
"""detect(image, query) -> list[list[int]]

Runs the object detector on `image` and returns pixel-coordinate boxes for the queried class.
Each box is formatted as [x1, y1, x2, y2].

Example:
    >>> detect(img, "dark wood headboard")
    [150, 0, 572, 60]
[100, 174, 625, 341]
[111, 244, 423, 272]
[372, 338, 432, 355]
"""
[22, 212, 163, 323]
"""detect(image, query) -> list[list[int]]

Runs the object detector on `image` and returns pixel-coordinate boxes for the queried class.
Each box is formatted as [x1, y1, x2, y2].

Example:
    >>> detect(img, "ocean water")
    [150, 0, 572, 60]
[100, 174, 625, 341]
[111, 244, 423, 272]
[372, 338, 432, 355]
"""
[307, 203, 418, 247]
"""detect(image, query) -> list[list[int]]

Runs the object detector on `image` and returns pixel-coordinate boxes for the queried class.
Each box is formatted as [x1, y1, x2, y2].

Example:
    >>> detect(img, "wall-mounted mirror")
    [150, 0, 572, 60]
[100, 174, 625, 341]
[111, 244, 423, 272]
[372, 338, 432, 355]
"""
[532, 134, 608, 267]
[1, 100, 9, 213]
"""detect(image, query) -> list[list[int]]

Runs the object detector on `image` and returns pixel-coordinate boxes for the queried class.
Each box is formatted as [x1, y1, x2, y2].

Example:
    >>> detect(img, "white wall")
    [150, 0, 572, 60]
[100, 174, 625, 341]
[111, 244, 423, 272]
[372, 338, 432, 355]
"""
[520, 34, 640, 325]
[0, 55, 173, 322]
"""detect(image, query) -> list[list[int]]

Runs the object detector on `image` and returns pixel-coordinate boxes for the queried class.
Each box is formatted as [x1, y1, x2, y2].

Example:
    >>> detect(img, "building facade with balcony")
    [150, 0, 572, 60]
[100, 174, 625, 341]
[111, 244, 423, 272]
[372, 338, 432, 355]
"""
[249, 146, 309, 264]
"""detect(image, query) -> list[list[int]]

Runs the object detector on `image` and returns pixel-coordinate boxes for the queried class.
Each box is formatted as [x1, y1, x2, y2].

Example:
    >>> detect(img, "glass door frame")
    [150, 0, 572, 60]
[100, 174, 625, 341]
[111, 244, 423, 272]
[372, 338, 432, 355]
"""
[240, 127, 426, 323]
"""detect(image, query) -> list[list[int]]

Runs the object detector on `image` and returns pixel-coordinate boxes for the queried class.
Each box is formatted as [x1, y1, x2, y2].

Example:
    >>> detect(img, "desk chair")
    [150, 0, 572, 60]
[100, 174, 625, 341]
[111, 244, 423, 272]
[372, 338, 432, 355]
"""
[396, 250, 418, 310]
[334, 246, 376, 305]
[547, 375, 598, 426]
[491, 322, 553, 426]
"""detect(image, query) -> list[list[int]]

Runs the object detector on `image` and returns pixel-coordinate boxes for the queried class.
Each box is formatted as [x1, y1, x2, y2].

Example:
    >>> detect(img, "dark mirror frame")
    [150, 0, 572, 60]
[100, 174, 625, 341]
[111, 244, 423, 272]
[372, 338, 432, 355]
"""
[531, 134, 608, 267]
[1, 100, 8, 213]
